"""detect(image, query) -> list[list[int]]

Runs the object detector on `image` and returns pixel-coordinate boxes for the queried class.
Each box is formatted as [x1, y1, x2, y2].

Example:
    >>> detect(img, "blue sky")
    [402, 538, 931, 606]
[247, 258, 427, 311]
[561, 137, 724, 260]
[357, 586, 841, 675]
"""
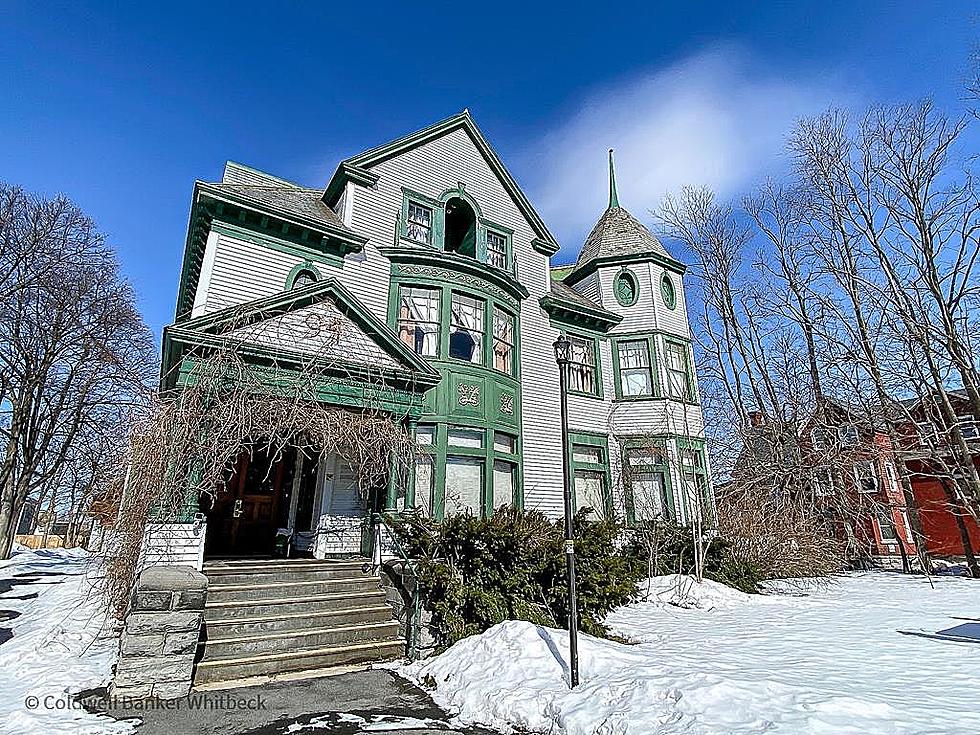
[1, 2, 977, 338]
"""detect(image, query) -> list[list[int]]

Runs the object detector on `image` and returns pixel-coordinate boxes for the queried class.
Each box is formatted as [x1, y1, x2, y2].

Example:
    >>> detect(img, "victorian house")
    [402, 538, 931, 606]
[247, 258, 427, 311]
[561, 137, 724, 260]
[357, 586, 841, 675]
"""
[153, 111, 711, 567]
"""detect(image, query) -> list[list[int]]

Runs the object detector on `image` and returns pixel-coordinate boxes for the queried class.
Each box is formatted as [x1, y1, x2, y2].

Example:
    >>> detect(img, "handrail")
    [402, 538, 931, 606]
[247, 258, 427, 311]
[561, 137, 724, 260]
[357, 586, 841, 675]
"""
[369, 511, 422, 661]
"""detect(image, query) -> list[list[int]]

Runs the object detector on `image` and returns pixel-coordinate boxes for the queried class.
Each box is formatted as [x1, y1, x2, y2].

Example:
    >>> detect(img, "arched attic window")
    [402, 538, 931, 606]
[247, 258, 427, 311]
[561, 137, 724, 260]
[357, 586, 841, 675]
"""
[286, 263, 320, 290]
[444, 197, 476, 258]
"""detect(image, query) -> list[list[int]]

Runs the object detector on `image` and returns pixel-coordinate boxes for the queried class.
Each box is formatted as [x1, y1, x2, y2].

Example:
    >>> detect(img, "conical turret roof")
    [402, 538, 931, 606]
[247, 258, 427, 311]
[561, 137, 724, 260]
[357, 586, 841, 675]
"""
[575, 150, 672, 268]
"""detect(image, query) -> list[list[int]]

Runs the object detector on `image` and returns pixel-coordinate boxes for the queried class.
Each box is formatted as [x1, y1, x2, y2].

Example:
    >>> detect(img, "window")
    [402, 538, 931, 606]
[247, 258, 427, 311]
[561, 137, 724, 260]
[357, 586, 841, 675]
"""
[614, 270, 638, 307]
[568, 335, 598, 395]
[680, 445, 712, 523]
[876, 509, 898, 542]
[406, 201, 433, 244]
[959, 418, 980, 441]
[486, 230, 508, 269]
[624, 445, 671, 521]
[813, 468, 835, 497]
[811, 427, 833, 450]
[291, 269, 318, 288]
[569, 434, 609, 520]
[884, 462, 899, 493]
[661, 273, 677, 309]
[398, 287, 440, 357]
[617, 340, 652, 397]
[493, 432, 516, 453]
[414, 455, 435, 515]
[492, 307, 515, 374]
[839, 424, 860, 447]
[444, 457, 484, 515]
[444, 197, 477, 257]
[854, 461, 878, 494]
[493, 460, 516, 510]
[448, 428, 484, 448]
[416, 425, 436, 446]
[574, 472, 607, 520]
[449, 293, 484, 363]
[665, 342, 691, 400]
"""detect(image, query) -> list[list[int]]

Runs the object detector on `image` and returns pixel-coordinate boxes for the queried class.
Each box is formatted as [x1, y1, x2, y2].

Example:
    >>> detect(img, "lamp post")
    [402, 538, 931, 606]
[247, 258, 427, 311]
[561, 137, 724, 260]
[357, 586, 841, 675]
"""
[553, 332, 580, 688]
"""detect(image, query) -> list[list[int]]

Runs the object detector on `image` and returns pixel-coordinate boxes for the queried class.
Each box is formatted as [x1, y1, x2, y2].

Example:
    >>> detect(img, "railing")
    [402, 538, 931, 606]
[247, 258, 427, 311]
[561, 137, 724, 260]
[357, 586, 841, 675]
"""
[367, 512, 422, 661]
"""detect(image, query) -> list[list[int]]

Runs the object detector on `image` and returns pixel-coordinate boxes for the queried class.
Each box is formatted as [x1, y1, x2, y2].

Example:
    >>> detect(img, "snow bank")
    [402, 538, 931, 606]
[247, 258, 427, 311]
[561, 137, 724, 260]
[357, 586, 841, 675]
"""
[0, 547, 129, 735]
[637, 573, 751, 610]
[401, 573, 980, 734]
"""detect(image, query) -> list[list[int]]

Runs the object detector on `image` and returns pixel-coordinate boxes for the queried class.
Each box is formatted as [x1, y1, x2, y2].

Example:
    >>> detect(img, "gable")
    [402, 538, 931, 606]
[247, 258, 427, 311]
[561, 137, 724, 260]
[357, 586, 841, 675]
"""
[327, 112, 559, 256]
[162, 279, 441, 389]
[221, 298, 400, 371]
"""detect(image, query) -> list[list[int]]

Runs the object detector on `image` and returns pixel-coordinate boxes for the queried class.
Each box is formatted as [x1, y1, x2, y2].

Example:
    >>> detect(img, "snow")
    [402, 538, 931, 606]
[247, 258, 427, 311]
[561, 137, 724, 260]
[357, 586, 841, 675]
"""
[0, 547, 129, 735]
[400, 573, 980, 735]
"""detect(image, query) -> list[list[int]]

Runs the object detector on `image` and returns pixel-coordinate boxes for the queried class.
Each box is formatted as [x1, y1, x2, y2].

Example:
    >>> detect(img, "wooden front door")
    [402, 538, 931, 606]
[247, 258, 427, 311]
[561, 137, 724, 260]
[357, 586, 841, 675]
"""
[205, 447, 293, 557]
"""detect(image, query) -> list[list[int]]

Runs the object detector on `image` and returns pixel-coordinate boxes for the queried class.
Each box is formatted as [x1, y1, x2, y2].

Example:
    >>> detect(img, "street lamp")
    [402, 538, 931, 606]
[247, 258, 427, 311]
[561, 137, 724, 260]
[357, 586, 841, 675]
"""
[552, 332, 580, 688]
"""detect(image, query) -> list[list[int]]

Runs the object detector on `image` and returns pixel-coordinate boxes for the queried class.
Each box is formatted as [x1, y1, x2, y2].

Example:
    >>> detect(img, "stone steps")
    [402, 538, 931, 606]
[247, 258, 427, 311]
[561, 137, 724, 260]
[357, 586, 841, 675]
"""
[205, 605, 394, 635]
[193, 639, 405, 685]
[207, 577, 380, 604]
[201, 620, 401, 660]
[195, 559, 404, 686]
[204, 590, 388, 621]
[202, 561, 368, 585]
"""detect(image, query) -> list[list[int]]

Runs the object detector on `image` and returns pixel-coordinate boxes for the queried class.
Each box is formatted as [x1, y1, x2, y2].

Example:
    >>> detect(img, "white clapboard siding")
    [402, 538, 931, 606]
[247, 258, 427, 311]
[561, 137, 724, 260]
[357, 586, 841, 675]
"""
[141, 522, 206, 571]
[201, 234, 348, 314]
[574, 271, 603, 306]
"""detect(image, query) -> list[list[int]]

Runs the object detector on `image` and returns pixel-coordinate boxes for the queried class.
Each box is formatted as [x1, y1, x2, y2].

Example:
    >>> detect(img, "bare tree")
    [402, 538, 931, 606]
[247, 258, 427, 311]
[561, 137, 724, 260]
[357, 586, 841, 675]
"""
[0, 185, 154, 558]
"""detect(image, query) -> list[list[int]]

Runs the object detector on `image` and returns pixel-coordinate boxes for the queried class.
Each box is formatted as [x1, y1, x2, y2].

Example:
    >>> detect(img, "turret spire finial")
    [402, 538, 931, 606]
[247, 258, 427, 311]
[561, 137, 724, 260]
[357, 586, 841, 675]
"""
[608, 148, 619, 209]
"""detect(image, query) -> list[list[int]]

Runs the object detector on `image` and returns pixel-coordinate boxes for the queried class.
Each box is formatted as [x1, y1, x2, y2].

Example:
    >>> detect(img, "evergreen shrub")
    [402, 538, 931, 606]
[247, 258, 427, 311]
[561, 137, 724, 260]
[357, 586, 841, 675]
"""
[390, 507, 644, 647]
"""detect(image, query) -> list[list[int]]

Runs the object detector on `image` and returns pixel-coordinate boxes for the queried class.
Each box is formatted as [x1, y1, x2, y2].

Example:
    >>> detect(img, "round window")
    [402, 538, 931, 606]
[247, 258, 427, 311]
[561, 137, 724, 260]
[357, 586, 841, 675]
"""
[614, 269, 639, 307]
[661, 273, 676, 310]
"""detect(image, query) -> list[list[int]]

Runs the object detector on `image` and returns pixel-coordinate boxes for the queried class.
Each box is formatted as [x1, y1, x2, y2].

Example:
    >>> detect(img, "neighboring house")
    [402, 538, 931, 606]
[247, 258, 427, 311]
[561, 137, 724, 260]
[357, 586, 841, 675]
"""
[901, 390, 980, 560]
[740, 400, 917, 564]
[804, 402, 917, 564]
[154, 112, 711, 566]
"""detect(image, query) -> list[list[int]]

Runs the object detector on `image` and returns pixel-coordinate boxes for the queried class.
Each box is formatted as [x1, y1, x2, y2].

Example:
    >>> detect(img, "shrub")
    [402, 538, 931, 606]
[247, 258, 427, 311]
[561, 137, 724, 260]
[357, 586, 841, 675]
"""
[623, 519, 766, 594]
[389, 507, 644, 648]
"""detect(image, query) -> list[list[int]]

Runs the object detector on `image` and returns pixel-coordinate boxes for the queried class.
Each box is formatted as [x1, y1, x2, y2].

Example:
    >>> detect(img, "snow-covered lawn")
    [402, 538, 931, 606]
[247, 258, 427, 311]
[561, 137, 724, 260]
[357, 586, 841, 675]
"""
[0, 547, 127, 735]
[401, 573, 980, 735]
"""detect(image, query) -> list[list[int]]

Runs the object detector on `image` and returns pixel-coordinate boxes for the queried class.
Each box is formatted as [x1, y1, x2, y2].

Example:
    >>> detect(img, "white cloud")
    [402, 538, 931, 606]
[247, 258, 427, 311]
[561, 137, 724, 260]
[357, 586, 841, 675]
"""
[527, 45, 846, 255]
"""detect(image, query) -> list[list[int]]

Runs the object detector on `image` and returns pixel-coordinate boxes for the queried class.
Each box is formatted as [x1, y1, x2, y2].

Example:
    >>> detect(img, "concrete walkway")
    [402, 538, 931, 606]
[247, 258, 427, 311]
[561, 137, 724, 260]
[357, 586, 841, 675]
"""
[95, 668, 499, 735]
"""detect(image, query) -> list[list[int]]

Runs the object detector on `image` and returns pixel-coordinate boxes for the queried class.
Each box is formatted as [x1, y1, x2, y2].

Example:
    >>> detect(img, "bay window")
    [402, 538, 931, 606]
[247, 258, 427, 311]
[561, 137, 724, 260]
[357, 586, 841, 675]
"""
[569, 433, 610, 519]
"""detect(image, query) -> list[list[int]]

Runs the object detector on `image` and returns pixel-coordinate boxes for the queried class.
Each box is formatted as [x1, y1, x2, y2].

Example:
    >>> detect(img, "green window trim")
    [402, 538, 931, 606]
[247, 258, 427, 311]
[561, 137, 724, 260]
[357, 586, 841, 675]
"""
[676, 438, 713, 525]
[619, 437, 675, 525]
[284, 261, 323, 290]
[389, 280, 521, 379]
[614, 268, 639, 307]
[481, 217, 515, 274]
[414, 422, 523, 520]
[400, 188, 445, 247]
[564, 331, 604, 399]
[663, 338, 698, 404]
[661, 272, 677, 310]
[567, 431, 613, 518]
[611, 335, 661, 400]
[399, 189, 518, 275]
